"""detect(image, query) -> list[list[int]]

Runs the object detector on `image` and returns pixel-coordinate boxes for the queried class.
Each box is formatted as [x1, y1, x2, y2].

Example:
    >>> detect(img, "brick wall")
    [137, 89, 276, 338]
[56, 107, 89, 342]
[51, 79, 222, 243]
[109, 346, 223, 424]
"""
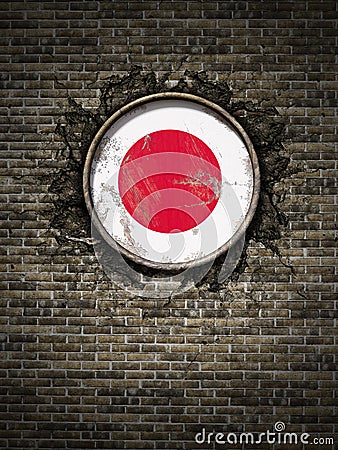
[1, 1, 337, 449]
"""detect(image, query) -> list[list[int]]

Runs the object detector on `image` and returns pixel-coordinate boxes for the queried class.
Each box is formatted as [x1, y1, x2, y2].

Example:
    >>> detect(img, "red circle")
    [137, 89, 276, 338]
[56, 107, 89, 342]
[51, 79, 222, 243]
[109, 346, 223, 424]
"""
[118, 129, 222, 233]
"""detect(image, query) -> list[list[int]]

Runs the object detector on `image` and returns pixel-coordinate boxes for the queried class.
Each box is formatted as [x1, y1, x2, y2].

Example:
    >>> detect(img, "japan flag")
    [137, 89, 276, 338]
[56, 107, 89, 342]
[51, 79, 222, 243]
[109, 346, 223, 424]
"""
[84, 93, 259, 271]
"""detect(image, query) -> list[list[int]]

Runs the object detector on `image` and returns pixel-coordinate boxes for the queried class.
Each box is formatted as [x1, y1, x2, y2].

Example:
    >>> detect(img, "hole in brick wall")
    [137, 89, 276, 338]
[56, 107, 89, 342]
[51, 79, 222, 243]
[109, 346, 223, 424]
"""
[47, 66, 293, 292]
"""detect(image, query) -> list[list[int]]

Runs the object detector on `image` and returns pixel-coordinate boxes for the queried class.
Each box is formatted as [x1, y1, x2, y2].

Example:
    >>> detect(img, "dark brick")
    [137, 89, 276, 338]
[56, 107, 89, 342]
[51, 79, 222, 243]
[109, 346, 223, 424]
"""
[0, 1, 336, 448]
